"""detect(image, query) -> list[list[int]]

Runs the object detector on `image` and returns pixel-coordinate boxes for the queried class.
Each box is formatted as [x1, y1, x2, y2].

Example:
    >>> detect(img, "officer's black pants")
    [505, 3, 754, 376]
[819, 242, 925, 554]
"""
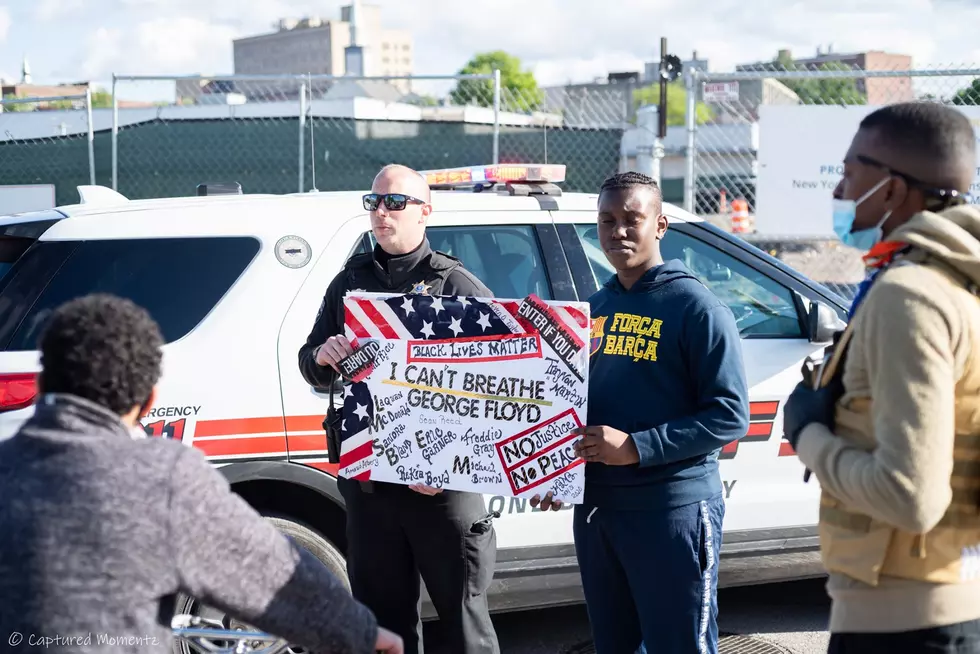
[339, 478, 500, 654]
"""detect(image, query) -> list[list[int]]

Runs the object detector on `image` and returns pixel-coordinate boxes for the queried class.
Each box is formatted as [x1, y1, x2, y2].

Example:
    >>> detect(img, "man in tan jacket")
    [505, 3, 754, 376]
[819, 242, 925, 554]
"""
[783, 101, 980, 653]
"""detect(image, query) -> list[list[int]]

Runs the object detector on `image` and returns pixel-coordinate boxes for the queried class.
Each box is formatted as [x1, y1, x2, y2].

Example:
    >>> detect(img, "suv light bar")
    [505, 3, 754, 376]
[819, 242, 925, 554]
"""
[419, 164, 566, 188]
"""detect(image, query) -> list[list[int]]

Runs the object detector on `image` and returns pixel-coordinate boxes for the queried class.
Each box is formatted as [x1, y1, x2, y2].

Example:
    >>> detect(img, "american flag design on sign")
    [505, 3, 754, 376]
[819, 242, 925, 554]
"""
[338, 292, 590, 480]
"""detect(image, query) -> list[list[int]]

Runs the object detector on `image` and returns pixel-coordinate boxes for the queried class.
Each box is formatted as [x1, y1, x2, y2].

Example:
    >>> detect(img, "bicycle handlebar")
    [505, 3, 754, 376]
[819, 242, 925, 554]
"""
[171, 614, 291, 654]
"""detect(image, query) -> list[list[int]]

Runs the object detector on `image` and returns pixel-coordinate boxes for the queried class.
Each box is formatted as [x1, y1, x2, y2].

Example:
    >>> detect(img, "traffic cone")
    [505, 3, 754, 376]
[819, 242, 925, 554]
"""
[731, 198, 750, 233]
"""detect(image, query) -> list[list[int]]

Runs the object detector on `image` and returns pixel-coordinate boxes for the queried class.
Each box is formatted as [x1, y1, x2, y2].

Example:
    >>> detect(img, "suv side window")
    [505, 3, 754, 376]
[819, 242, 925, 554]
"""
[0, 237, 260, 351]
[362, 226, 553, 300]
[574, 224, 802, 337]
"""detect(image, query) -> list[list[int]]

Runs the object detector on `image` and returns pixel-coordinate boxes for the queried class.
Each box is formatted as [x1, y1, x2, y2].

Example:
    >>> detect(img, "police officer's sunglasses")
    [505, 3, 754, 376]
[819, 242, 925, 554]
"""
[855, 154, 973, 208]
[362, 193, 427, 212]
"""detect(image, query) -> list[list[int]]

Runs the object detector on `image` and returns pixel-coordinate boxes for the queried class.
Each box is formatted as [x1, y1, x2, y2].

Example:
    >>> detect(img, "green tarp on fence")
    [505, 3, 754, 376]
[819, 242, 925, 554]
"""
[0, 118, 624, 207]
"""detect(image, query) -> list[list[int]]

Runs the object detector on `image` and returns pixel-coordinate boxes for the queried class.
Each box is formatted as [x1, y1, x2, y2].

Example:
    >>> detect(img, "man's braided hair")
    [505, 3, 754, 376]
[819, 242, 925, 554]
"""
[599, 172, 663, 203]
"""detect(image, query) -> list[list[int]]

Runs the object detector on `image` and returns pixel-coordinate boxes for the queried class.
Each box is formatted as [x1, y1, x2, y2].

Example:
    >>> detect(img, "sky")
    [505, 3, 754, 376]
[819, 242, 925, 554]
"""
[2, 0, 980, 102]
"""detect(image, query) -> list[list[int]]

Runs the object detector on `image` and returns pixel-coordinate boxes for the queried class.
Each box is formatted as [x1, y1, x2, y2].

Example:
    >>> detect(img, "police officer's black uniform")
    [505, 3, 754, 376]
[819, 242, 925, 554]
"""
[298, 237, 500, 654]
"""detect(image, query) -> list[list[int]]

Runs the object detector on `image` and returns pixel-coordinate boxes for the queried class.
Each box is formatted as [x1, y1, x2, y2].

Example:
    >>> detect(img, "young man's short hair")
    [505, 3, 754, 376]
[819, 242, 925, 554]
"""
[859, 102, 976, 189]
[37, 294, 163, 415]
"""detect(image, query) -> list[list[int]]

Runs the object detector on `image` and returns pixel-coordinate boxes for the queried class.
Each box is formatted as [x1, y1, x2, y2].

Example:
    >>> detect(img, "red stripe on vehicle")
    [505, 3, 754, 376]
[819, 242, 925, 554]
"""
[195, 436, 287, 458]
[750, 401, 779, 417]
[196, 416, 285, 438]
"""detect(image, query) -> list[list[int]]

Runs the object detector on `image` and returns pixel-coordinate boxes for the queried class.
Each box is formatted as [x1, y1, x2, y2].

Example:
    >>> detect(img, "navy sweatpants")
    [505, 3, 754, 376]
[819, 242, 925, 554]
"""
[573, 493, 726, 654]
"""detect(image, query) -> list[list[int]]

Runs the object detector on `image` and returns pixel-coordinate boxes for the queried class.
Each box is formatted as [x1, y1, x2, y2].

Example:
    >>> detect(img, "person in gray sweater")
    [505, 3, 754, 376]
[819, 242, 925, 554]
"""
[0, 293, 403, 654]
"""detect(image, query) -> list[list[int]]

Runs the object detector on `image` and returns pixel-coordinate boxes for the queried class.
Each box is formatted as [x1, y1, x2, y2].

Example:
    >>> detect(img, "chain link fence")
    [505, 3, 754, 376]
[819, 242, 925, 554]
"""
[682, 62, 980, 298]
[106, 73, 628, 199]
[0, 89, 97, 207]
[8, 65, 978, 302]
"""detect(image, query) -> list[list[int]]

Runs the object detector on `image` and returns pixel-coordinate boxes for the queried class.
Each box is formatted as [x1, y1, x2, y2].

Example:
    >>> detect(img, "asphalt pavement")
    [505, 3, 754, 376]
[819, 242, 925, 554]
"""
[422, 578, 832, 653]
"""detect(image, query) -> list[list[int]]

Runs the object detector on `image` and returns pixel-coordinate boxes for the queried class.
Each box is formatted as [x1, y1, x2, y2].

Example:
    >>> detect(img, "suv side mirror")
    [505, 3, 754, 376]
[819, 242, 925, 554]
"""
[807, 300, 846, 344]
[707, 266, 731, 282]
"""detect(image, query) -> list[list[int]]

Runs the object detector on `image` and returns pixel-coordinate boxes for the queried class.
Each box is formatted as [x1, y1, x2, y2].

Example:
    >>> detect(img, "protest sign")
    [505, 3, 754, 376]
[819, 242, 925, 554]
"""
[335, 291, 591, 504]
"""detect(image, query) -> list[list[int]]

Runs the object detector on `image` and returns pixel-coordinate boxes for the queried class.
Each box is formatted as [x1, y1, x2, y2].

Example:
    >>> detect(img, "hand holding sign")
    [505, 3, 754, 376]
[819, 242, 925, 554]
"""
[316, 335, 355, 374]
[572, 426, 639, 465]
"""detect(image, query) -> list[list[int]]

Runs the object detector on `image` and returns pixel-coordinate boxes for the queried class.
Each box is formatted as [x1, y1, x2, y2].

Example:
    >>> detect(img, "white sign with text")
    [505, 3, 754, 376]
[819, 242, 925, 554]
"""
[335, 291, 591, 504]
[756, 104, 980, 237]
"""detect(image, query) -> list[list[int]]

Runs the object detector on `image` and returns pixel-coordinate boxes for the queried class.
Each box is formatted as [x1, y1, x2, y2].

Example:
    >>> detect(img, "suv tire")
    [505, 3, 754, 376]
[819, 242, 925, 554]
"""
[171, 515, 349, 654]
[265, 515, 350, 593]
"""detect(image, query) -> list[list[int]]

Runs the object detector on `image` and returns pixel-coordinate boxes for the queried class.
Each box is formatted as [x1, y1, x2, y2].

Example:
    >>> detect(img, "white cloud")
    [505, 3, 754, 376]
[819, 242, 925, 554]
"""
[79, 17, 239, 80]
[56, 0, 980, 97]
[35, 0, 85, 22]
[132, 17, 238, 73]
[81, 26, 123, 80]
[0, 6, 11, 43]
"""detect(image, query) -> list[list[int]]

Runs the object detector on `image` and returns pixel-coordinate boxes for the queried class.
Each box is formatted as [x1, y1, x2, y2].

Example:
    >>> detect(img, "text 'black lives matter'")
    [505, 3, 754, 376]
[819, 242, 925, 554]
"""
[338, 340, 382, 383]
[516, 294, 585, 382]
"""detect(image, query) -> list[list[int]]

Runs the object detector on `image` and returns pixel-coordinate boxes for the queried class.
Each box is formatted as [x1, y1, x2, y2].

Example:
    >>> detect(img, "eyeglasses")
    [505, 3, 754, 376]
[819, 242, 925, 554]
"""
[362, 193, 426, 212]
[855, 154, 973, 208]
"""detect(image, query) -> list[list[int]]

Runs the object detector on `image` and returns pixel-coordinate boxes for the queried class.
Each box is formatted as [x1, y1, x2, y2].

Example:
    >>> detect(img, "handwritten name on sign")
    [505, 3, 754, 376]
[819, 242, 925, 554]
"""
[335, 291, 590, 503]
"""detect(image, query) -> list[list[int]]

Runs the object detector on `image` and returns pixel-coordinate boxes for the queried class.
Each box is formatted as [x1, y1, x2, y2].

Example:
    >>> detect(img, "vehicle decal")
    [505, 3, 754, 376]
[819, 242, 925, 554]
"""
[719, 401, 795, 460]
[144, 405, 203, 419]
[143, 418, 187, 440]
[155, 400, 795, 474]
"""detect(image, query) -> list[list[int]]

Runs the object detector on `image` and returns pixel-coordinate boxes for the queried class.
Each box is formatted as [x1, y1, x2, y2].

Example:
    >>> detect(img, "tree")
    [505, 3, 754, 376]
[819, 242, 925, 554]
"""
[773, 53, 866, 106]
[1, 94, 34, 112]
[450, 51, 544, 112]
[951, 79, 980, 106]
[90, 89, 113, 108]
[406, 94, 440, 107]
[633, 81, 714, 126]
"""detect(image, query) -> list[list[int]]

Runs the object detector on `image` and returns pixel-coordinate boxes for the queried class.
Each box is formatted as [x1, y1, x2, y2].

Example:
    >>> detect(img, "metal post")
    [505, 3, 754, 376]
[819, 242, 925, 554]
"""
[86, 87, 96, 186]
[111, 75, 118, 191]
[651, 138, 664, 188]
[683, 68, 697, 213]
[636, 105, 660, 185]
[492, 69, 501, 166]
[298, 82, 307, 193]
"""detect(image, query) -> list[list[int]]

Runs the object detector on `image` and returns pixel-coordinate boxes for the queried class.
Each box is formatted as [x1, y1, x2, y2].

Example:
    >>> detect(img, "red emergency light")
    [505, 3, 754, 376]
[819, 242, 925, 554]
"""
[419, 164, 566, 188]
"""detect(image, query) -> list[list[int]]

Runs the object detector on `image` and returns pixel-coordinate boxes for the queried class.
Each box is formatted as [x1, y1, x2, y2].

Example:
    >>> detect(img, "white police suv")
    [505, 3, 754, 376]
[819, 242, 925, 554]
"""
[0, 164, 848, 639]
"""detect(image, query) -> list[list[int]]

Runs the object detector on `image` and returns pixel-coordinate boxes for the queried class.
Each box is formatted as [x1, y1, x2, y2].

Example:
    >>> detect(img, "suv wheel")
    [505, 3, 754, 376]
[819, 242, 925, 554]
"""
[171, 515, 350, 654]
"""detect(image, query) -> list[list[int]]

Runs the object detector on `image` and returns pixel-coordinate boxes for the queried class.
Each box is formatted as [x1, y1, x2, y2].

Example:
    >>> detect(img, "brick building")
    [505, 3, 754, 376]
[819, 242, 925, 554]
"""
[737, 47, 914, 104]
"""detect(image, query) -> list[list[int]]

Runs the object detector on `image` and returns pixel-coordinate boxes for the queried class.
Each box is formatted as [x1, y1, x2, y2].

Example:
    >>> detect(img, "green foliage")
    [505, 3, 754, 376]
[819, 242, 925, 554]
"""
[633, 81, 714, 126]
[90, 89, 113, 108]
[774, 54, 866, 105]
[407, 94, 440, 107]
[2, 94, 34, 112]
[951, 79, 980, 105]
[450, 50, 544, 112]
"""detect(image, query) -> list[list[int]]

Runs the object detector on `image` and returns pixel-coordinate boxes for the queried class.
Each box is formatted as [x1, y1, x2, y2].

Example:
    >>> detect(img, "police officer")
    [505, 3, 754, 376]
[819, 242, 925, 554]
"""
[298, 164, 500, 654]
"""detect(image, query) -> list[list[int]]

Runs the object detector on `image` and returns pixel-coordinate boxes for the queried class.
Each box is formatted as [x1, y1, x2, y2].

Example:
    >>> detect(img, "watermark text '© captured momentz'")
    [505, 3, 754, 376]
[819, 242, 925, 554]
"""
[8, 631, 161, 648]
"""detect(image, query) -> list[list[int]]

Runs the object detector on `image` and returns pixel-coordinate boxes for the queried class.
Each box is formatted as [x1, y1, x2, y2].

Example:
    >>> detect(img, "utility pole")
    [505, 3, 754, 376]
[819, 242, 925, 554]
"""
[652, 37, 682, 188]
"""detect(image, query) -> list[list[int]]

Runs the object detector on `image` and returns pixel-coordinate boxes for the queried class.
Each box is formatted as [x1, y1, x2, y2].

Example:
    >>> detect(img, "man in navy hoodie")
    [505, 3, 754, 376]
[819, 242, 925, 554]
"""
[534, 172, 749, 653]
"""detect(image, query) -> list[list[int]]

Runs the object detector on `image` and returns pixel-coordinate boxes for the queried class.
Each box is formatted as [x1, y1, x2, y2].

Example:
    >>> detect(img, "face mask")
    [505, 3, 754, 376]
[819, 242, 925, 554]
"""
[832, 176, 892, 251]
